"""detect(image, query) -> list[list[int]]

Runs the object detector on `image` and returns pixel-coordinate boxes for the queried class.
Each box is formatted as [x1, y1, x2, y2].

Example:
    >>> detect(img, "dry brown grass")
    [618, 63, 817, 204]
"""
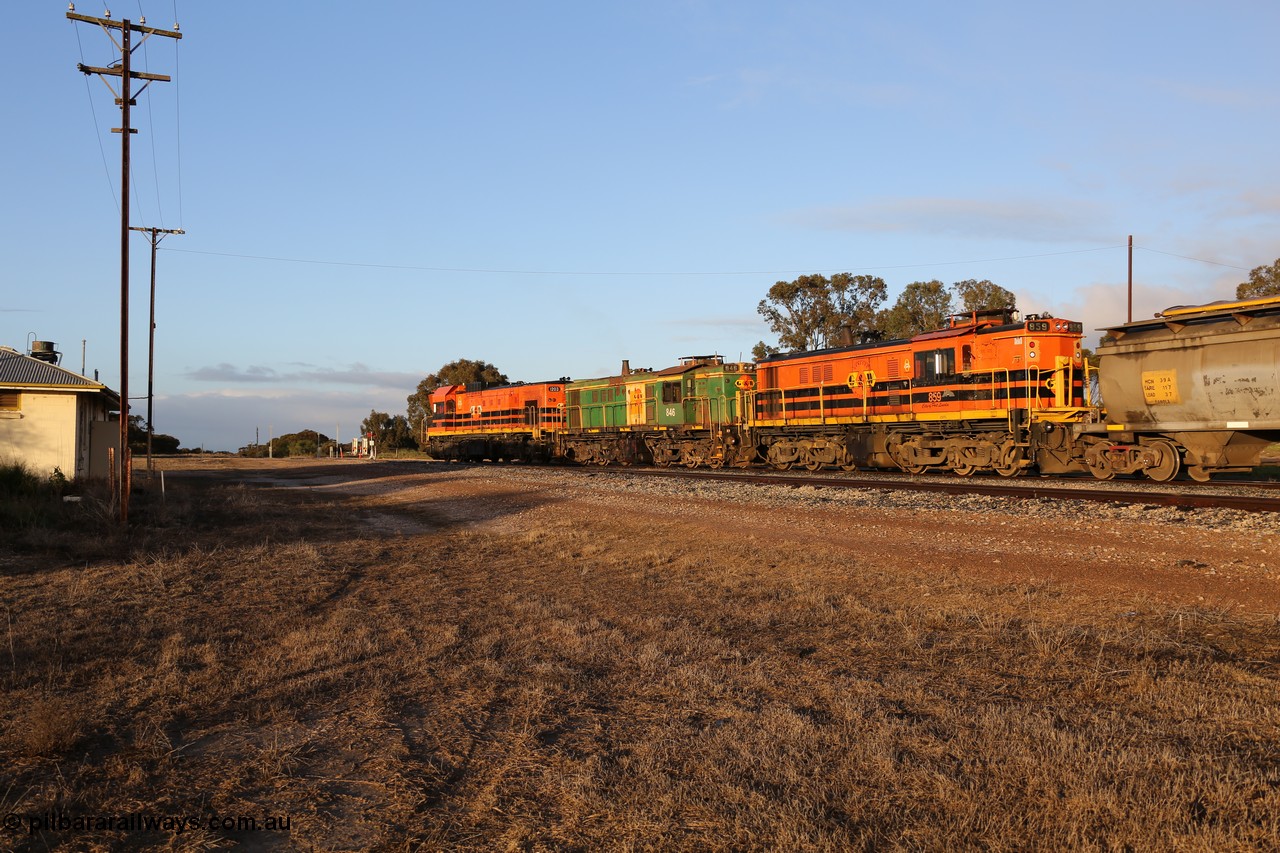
[1, 461, 1278, 850]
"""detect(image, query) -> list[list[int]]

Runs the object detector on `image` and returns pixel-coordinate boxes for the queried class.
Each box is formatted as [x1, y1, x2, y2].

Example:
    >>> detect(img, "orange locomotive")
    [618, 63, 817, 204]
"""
[426, 380, 565, 462]
[749, 308, 1094, 475]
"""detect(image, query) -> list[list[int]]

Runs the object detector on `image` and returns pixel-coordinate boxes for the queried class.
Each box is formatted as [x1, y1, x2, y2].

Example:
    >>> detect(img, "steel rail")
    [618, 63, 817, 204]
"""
[625, 468, 1280, 514]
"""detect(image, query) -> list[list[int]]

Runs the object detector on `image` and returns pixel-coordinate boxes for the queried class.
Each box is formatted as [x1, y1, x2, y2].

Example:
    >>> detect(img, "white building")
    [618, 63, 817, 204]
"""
[0, 344, 120, 480]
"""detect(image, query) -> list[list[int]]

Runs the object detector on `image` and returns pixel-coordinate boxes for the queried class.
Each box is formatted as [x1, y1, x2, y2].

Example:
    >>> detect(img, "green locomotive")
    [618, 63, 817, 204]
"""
[560, 356, 755, 467]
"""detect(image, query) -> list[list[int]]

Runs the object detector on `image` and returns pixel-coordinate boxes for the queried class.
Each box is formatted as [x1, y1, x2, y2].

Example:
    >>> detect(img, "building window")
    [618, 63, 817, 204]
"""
[0, 392, 19, 410]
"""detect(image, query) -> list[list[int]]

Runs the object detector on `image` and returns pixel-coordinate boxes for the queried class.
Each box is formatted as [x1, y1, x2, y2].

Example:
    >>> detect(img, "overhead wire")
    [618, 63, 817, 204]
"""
[74, 21, 120, 215]
[159, 243, 1258, 282]
[159, 244, 1129, 278]
[137, 0, 166, 228]
[173, 0, 184, 230]
[1134, 246, 1249, 271]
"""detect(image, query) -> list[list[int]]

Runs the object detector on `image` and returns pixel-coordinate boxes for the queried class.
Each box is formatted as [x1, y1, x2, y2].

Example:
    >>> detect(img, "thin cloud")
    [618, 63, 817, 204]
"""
[668, 314, 766, 331]
[154, 387, 413, 452]
[786, 196, 1115, 243]
[185, 362, 422, 389]
[1153, 80, 1270, 110]
[690, 67, 916, 110]
[186, 363, 278, 383]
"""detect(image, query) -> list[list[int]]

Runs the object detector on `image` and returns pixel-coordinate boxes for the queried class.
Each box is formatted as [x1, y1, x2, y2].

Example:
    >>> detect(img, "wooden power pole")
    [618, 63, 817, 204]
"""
[129, 226, 184, 477]
[68, 7, 182, 523]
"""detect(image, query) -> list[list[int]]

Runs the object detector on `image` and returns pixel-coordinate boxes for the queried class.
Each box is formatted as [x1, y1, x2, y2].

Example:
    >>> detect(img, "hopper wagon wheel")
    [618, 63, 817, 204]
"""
[1086, 453, 1115, 481]
[707, 453, 726, 469]
[1144, 440, 1181, 483]
[952, 462, 977, 477]
[1187, 466, 1212, 483]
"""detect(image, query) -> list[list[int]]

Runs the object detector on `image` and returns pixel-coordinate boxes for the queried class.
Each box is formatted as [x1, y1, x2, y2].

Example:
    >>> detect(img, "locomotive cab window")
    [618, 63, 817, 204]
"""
[914, 348, 956, 383]
[661, 381, 682, 404]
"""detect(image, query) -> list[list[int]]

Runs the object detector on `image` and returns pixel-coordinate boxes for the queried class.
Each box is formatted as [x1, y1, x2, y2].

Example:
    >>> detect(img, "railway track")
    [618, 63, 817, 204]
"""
[605, 467, 1280, 514]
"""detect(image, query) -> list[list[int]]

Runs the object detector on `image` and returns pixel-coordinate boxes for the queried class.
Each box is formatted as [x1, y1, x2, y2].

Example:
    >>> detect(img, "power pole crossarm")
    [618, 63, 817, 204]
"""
[67, 11, 182, 41]
[77, 64, 171, 84]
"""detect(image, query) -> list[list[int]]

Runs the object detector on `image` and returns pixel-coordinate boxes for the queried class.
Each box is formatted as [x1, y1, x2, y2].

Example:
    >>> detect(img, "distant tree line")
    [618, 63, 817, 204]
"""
[1237, 258, 1280, 301]
[238, 429, 333, 458]
[126, 415, 181, 454]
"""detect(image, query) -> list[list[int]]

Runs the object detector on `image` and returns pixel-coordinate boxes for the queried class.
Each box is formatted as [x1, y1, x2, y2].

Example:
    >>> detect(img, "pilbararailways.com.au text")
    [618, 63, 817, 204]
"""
[4, 811, 291, 836]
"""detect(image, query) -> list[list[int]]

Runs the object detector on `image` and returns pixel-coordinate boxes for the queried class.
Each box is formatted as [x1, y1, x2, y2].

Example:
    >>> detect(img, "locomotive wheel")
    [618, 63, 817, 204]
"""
[903, 464, 927, 475]
[655, 458, 672, 468]
[771, 460, 794, 471]
[994, 443, 1023, 478]
[952, 463, 977, 477]
[803, 452, 824, 472]
[1144, 440, 1181, 482]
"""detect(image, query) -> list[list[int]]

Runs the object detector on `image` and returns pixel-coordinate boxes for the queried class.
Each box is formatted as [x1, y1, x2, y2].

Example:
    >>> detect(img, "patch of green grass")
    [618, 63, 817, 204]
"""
[0, 461, 66, 533]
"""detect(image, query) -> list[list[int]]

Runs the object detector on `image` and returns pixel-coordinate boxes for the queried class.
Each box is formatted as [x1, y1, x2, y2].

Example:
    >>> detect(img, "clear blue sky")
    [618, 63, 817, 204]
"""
[5, 1, 1278, 451]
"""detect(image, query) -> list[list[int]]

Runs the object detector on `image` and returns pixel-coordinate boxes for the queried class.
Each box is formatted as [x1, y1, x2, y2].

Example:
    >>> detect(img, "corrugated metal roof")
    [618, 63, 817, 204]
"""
[0, 346, 116, 397]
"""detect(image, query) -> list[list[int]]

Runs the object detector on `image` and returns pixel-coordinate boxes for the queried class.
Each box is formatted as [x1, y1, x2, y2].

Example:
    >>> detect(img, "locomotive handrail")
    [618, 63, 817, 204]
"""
[735, 388, 754, 425]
